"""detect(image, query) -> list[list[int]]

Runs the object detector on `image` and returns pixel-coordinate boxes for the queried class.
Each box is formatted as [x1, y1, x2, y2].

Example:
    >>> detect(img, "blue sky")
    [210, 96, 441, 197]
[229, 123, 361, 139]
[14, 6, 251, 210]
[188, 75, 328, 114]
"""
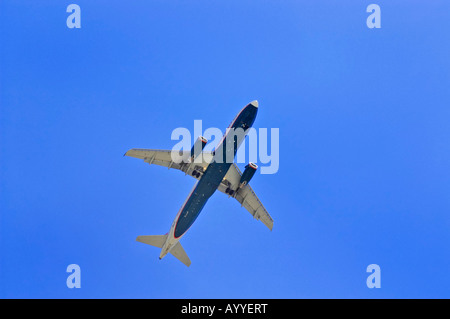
[1, 0, 449, 298]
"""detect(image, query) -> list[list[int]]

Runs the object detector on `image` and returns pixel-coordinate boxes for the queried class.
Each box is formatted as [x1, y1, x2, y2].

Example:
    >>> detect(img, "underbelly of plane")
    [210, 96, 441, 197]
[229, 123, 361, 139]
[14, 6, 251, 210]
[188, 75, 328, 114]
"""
[174, 162, 232, 238]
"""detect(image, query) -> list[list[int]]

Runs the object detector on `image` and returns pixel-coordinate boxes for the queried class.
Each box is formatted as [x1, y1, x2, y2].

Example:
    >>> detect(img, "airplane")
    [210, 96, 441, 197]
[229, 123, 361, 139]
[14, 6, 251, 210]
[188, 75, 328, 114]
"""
[124, 100, 273, 266]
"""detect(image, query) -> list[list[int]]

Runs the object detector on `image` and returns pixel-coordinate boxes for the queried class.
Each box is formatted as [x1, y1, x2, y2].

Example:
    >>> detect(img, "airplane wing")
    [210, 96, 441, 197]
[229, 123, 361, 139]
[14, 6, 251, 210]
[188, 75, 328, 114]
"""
[218, 164, 274, 231]
[124, 148, 212, 180]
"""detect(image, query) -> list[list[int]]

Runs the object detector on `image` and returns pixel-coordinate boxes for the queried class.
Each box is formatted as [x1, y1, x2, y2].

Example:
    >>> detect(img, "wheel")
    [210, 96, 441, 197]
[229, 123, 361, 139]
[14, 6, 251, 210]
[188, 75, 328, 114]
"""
[225, 187, 230, 194]
[192, 170, 198, 177]
[229, 190, 235, 196]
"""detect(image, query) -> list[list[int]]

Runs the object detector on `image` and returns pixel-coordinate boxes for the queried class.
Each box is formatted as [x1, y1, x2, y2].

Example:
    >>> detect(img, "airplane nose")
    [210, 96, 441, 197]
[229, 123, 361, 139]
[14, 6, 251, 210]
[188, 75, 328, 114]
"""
[250, 100, 258, 108]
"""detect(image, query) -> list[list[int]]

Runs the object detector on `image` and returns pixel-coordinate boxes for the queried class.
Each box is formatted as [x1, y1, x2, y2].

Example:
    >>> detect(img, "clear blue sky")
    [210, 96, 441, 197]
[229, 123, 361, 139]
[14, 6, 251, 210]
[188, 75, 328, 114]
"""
[1, 1, 449, 298]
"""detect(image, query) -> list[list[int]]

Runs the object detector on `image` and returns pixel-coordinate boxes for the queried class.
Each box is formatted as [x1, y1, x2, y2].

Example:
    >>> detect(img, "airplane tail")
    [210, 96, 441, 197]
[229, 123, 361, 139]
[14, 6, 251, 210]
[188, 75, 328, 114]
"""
[136, 235, 191, 267]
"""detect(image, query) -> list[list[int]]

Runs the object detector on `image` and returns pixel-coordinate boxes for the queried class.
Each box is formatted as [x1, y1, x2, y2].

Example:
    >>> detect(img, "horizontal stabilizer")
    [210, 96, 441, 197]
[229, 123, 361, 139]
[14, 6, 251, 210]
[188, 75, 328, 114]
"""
[136, 235, 167, 248]
[170, 242, 191, 267]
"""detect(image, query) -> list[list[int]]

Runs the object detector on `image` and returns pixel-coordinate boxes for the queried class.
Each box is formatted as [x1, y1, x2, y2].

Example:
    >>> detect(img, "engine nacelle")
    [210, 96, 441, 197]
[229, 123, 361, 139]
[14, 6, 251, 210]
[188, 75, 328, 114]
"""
[190, 136, 208, 159]
[239, 162, 258, 187]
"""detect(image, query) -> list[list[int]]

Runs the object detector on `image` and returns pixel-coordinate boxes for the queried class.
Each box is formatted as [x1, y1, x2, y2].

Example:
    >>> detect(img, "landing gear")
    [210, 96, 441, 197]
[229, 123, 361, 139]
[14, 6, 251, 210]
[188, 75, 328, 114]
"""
[192, 170, 200, 178]
[225, 187, 235, 196]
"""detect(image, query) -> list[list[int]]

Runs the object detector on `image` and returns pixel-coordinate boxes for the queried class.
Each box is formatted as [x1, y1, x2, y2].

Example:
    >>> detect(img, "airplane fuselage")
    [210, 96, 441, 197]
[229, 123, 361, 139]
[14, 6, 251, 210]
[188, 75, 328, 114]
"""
[159, 102, 258, 259]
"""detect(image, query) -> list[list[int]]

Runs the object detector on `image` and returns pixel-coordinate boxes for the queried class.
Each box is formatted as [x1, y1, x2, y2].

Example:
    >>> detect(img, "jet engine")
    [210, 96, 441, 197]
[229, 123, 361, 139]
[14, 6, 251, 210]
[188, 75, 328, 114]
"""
[239, 162, 258, 187]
